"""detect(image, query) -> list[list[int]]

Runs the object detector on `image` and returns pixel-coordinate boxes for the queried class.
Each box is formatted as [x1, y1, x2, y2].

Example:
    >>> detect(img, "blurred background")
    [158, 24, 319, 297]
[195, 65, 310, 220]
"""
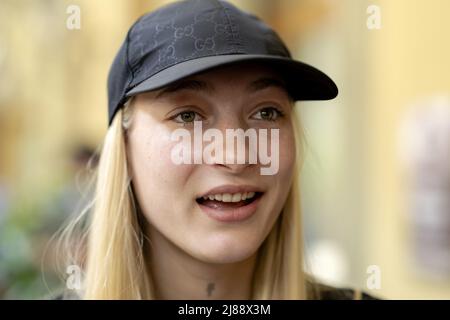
[0, 0, 449, 299]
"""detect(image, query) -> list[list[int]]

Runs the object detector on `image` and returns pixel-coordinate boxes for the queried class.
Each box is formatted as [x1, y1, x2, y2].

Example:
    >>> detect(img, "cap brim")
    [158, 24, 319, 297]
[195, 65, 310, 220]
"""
[126, 54, 338, 100]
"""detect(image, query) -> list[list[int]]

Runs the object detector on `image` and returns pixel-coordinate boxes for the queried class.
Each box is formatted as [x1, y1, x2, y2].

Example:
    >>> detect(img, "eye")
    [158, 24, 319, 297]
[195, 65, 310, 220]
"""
[173, 110, 203, 124]
[251, 106, 284, 121]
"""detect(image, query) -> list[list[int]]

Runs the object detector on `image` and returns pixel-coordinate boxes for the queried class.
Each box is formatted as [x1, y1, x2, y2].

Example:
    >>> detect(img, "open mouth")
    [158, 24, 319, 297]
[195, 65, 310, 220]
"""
[196, 192, 264, 210]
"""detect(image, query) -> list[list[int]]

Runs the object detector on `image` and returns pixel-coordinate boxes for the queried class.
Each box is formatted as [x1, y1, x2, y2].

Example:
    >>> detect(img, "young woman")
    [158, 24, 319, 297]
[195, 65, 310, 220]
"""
[59, 0, 375, 300]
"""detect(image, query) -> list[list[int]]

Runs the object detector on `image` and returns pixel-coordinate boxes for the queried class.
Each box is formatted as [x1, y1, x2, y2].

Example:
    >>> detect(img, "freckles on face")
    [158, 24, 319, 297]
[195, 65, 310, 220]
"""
[127, 108, 197, 222]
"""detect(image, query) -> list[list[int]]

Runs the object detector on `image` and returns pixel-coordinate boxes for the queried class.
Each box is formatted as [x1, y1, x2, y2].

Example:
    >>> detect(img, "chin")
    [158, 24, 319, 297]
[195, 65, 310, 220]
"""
[192, 236, 260, 264]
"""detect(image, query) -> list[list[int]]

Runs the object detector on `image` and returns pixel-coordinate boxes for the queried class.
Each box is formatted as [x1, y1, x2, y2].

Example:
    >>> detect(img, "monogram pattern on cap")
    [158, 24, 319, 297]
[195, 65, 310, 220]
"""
[127, 0, 244, 86]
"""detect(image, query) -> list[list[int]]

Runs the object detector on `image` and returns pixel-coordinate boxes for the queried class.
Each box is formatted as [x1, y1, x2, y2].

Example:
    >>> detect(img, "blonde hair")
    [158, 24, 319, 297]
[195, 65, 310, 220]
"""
[59, 99, 321, 300]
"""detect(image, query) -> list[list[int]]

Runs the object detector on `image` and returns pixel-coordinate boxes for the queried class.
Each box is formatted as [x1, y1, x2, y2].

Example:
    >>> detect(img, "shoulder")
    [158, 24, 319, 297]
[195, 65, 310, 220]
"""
[49, 289, 81, 300]
[307, 280, 381, 300]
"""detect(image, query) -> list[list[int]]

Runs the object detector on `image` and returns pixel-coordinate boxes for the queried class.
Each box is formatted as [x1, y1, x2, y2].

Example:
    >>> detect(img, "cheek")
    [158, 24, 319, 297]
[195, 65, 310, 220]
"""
[278, 126, 296, 177]
[259, 126, 296, 215]
[127, 125, 194, 217]
[267, 126, 296, 219]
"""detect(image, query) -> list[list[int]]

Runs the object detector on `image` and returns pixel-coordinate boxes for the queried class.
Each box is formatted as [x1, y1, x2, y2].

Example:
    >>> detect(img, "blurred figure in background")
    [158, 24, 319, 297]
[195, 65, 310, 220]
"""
[0, 144, 98, 299]
[40, 145, 99, 232]
[399, 96, 450, 279]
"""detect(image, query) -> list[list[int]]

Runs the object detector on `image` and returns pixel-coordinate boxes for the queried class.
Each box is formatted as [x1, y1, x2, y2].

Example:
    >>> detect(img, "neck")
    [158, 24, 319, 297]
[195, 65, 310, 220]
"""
[146, 224, 257, 300]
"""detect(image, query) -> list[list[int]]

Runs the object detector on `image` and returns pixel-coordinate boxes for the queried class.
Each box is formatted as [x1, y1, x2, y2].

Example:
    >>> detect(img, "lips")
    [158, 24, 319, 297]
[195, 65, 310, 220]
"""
[196, 185, 264, 222]
[196, 191, 263, 209]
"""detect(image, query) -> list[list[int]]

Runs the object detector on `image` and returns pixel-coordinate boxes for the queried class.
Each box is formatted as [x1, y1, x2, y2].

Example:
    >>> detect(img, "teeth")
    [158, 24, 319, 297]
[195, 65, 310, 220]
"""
[231, 193, 241, 202]
[201, 192, 257, 203]
[222, 193, 232, 202]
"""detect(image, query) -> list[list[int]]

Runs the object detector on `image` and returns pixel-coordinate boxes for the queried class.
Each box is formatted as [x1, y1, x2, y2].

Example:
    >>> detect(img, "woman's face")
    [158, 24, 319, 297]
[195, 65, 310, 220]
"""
[126, 63, 296, 264]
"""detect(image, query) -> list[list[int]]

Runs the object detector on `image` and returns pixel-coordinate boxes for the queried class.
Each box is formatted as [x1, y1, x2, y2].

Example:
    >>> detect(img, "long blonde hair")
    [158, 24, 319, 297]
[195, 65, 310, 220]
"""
[59, 99, 319, 300]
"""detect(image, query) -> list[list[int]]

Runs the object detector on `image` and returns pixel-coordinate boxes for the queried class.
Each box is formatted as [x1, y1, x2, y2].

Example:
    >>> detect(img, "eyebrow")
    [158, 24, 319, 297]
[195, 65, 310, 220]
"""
[155, 76, 288, 99]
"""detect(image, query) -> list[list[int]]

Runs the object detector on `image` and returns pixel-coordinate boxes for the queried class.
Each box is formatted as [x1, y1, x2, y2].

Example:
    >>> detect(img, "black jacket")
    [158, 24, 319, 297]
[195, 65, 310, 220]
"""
[307, 281, 379, 300]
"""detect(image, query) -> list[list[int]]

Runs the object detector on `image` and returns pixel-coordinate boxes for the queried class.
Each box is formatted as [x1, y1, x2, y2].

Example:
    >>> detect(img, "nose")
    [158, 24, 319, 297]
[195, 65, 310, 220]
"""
[207, 115, 257, 174]
[212, 157, 253, 175]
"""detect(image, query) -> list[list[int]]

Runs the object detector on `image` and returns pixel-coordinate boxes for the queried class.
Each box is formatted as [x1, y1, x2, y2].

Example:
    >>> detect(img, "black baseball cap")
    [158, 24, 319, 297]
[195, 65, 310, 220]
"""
[107, 0, 338, 126]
